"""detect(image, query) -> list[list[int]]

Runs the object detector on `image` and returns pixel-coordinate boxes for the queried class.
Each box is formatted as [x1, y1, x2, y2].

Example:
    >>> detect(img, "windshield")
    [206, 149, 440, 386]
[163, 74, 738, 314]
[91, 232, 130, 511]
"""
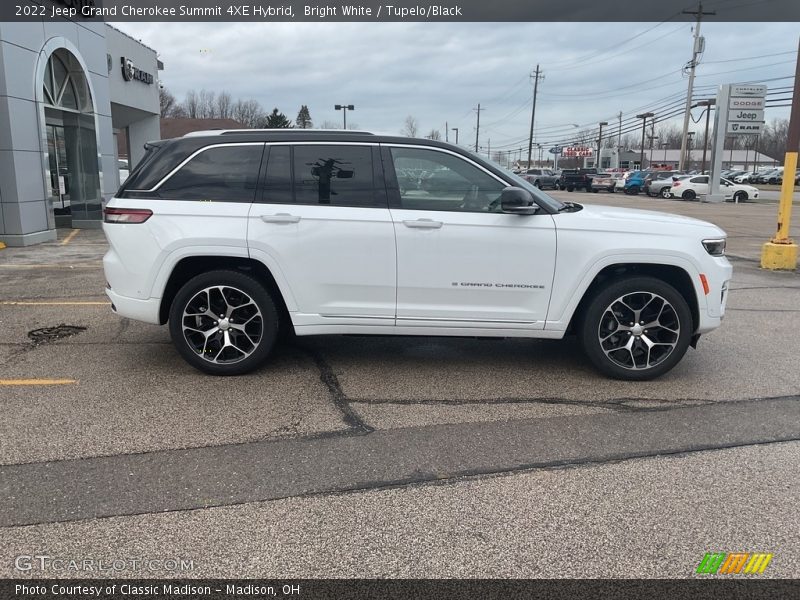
[474, 151, 565, 212]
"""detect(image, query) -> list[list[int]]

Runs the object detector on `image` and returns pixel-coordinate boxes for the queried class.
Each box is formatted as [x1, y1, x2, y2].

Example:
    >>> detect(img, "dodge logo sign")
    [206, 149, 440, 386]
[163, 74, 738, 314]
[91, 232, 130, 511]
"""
[121, 57, 154, 85]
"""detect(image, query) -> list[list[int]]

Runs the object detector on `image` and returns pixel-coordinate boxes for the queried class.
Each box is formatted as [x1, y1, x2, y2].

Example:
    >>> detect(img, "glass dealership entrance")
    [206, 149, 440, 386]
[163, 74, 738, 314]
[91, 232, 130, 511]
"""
[42, 48, 101, 228]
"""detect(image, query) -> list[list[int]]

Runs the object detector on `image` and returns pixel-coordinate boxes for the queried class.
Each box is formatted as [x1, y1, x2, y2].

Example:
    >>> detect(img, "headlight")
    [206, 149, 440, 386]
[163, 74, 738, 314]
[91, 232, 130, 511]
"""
[702, 238, 726, 256]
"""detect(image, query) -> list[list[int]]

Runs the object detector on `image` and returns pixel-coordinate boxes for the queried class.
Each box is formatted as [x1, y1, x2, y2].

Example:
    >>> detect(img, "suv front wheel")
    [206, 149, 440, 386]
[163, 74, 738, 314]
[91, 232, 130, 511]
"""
[168, 270, 279, 375]
[578, 277, 692, 380]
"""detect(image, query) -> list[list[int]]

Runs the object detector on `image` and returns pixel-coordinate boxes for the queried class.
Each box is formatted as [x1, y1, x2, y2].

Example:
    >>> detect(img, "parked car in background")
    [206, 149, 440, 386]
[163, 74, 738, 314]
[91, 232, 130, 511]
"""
[669, 176, 759, 202]
[118, 159, 129, 184]
[648, 173, 685, 198]
[756, 168, 783, 185]
[520, 168, 560, 189]
[644, 171, 682, 197]
[560, 168, 596, 192]
[590, 172, 616, 193]
[623, 170, 655, 195]
[615, 172, 629, 191]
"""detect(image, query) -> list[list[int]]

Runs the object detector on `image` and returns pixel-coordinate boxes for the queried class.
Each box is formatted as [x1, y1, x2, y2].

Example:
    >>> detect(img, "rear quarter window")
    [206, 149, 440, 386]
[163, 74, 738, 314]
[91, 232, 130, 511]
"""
[156, 144, 264, 202]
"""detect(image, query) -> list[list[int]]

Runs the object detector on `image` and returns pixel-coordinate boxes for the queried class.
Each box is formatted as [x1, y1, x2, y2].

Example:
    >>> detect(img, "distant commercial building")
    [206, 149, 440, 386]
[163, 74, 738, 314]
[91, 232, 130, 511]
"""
[0, 11, 161, 246]
[585, 148, 778, 171]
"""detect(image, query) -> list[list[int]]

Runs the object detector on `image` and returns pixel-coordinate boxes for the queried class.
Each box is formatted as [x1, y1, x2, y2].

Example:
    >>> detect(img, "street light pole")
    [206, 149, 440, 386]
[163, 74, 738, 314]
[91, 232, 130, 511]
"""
[451, 127, 459, 145]
[597, 121, 608, 169]
[636, 112, 654, 169]
[334, 104, 354, 129]
[687, 131, 695, 170]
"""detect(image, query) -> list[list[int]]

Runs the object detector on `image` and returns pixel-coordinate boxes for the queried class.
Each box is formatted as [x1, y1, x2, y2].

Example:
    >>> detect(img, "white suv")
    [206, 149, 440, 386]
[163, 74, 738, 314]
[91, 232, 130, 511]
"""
[103, 131, 731, 380]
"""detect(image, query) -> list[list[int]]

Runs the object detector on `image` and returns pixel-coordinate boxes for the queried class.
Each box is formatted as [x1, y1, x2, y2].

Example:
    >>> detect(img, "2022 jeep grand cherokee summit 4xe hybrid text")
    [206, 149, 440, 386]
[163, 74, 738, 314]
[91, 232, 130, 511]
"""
[103, 130, 731, 380]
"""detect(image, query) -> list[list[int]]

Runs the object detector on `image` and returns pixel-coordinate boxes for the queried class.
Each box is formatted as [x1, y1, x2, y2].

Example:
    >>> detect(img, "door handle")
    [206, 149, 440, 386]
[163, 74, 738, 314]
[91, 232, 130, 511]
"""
[261, 213, 301, 224]
[402, 219, 443, 229]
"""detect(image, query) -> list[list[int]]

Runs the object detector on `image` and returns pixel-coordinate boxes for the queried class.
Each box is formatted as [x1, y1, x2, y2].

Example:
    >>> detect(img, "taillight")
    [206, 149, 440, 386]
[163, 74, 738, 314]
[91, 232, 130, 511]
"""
[104, 207, 153, 224]
[672, 181, 681, 187]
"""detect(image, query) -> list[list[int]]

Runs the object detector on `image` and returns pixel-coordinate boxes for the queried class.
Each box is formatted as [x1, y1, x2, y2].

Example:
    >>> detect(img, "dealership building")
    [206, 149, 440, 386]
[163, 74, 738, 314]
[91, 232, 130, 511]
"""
[0, 11, 161, 246]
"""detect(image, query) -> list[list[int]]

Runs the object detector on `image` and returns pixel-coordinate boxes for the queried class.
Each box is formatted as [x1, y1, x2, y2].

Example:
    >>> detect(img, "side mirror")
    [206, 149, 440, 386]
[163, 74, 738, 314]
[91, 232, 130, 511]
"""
[500, 186, 538, 215]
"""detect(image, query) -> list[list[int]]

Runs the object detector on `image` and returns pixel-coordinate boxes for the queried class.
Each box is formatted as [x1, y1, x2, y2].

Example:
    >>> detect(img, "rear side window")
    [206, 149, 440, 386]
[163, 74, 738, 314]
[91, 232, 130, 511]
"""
[259, 144, 378, 207]
[157, 144, 264, 202]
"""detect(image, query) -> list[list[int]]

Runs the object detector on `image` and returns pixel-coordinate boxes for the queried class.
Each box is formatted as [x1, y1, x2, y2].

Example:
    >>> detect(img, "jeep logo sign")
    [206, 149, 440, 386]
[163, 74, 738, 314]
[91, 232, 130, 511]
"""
[121, 57, 154, 85]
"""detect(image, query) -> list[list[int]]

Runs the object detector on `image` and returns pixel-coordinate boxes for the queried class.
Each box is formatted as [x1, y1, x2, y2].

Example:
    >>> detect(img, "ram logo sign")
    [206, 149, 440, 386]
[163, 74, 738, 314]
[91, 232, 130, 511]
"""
[696, 552, 773, 575]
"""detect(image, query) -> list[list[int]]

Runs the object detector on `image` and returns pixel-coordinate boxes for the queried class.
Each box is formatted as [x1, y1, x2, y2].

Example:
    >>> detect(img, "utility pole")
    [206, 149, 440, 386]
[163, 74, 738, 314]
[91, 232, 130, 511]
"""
[617, 111, 623, 168]
[597, 121, 608, 169]
[678, 2, 715, 171]
[761, 36, 800, 271]
[527, 64, 543, 169]
[487, 138, 491, 159]
[474, 103, 484, 153]
[445, 121, 448, 142]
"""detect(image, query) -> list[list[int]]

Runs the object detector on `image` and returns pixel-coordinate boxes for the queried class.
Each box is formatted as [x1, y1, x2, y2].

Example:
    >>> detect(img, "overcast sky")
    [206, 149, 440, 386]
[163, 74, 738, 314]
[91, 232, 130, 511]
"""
[114, 21, 797, 153]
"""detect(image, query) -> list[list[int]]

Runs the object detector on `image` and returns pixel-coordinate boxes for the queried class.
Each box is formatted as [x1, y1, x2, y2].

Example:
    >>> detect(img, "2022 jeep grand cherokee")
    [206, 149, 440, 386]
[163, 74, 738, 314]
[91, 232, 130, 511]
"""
[103, 130, 731, 380]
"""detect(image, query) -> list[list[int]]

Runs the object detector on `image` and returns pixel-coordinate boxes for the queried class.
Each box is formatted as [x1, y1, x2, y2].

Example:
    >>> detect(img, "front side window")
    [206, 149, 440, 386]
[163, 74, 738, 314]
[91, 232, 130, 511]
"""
[158, 144, 263, 202]
[691, 176, 709, 184]
[390, 147, 506, 212]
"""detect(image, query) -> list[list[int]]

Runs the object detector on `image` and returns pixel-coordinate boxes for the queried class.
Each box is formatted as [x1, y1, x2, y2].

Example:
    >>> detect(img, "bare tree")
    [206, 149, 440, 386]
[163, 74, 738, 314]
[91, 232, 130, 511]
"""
[159, 86, 177, 117]
[402, 115, 419, 137]
[232, 99, 264, 128]
[216, 91, 232, 119]
[183, 89, 199, 118]
[427, 129, 442, 140]
[198, 89, 216, 118]
[320, 120, 340, 129]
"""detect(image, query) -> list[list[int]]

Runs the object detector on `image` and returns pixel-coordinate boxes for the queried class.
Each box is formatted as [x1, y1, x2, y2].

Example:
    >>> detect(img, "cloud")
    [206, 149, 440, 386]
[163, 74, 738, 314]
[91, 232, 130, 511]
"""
[116, 21, 796, 149]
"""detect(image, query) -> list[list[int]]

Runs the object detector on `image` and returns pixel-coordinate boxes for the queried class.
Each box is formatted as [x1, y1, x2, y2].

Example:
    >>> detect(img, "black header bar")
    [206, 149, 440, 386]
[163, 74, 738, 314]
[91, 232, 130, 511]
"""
[3, 0, 800, 22]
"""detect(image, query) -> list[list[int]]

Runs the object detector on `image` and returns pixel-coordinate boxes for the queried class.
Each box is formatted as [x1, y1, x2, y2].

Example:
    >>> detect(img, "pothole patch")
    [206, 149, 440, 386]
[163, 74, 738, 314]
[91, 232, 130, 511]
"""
[27, 324, 87, 345]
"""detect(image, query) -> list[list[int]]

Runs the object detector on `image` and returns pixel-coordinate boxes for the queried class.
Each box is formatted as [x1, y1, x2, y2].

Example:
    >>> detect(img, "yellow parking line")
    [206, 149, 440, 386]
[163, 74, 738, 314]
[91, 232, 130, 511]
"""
[60, 229, 80, 245]
[0, 379, 77, 386]
[0, 301, 110, 306]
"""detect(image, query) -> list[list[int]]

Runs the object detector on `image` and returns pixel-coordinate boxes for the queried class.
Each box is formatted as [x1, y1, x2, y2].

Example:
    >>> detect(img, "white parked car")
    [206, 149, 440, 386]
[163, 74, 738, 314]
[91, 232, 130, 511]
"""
[118, 159, 129, 185]
[103, 131, 731, 380]
[669, 175, 759, 202]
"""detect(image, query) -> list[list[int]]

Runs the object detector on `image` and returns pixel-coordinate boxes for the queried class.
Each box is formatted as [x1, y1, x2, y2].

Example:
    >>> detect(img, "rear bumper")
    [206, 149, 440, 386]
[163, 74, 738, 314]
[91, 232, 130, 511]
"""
[106, 289, 161, 325]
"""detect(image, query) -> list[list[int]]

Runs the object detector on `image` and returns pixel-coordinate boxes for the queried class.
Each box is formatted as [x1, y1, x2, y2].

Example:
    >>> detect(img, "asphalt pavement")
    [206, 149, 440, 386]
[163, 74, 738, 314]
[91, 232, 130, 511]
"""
[0, 194, 798, 578]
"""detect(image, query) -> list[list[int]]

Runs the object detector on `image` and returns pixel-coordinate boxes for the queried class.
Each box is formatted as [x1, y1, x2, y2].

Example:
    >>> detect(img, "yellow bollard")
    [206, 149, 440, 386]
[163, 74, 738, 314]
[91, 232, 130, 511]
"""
[761, 150, 798, 270]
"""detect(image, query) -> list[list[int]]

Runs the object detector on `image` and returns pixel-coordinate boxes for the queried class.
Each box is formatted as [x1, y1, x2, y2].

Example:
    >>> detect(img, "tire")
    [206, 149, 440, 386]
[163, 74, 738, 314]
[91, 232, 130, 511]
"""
[681, 189, 696, 201]
[567, 187, 574, 192]
[592, 188, 599, 193]
[628, 185, 640, 195]
[168, 270, 279, 375]
[661, 187, 672, 199]
[578, 276, 693, 380]
[609, 187, 616, 193]
[534, 180, 541, 188]
[733, 191, 748, 202]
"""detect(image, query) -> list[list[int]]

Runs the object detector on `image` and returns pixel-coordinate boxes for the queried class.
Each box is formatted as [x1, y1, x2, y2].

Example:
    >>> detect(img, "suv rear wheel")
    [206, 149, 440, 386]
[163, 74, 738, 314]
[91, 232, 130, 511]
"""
[578, 277, 692, 380]
[168, 270, 279, 375]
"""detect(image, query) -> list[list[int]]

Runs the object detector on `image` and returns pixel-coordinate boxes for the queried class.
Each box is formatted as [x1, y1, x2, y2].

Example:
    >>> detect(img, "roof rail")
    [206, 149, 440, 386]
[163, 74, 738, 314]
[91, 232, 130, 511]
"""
[183, 129, 375, 137]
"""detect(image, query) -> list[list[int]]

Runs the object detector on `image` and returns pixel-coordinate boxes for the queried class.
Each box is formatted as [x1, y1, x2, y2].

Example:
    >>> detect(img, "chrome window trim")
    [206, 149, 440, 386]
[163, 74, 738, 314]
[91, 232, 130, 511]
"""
[384, 144, 512, 189]
[128, 142, 266, 193]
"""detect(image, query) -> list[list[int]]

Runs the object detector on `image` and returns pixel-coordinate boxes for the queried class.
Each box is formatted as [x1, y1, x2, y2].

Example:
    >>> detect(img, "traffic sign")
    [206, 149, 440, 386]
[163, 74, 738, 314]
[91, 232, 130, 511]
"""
[729, 96, 765, 110]
[731, 84, 767, 97]
[727, 121, 763, 135]
[729, 108, 765, 122]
